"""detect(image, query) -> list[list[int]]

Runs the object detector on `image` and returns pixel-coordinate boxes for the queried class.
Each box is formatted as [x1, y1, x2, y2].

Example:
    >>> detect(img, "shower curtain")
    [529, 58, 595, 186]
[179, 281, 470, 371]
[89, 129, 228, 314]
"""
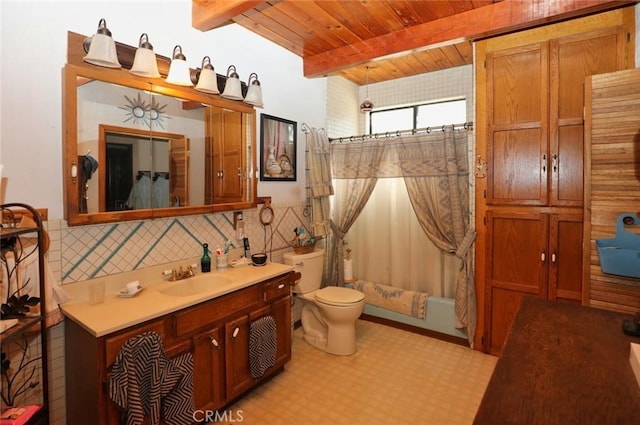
[327, 128, 476, 346]
[304, 127, 333, 237]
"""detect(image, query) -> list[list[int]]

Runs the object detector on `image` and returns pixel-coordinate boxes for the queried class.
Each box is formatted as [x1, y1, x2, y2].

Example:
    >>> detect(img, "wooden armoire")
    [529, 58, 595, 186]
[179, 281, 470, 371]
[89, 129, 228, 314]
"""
[475, 7, 636, 355]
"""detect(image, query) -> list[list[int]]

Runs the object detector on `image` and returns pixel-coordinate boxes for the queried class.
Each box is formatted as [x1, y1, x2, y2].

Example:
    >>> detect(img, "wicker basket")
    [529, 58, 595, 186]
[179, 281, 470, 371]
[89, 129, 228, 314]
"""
[292, 240, 316, 254]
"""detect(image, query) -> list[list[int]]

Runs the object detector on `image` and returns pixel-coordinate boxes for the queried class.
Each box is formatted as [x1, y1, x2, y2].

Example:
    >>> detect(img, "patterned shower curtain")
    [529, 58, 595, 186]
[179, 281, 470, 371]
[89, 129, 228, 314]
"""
[305, 127, 333, 237]
[327, 128, 476, 346]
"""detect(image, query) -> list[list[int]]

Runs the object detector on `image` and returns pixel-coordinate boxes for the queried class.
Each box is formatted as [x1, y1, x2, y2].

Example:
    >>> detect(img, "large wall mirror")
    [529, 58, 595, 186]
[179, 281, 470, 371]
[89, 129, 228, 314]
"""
[63, 52, 257, 225]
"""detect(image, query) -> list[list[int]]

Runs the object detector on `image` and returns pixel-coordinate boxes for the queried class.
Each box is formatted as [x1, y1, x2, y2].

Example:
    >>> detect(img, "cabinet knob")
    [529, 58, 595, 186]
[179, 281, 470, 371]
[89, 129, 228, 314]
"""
[552, 154, 558, 173]
[542, 154, 547, 173]
[277, 284, 285, 290]
[541, 251, 546, 262]
[232, 327, 240, 338]
[551, 250, 557, 264]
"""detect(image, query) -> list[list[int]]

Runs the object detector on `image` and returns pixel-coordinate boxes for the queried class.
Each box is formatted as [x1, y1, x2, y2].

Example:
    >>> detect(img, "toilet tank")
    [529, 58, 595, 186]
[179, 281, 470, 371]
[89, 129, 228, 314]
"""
[283, 249, 324, 294]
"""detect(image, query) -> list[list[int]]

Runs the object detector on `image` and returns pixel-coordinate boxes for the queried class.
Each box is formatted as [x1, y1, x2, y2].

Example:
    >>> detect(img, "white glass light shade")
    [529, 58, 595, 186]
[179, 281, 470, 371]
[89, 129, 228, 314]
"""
[83, 19, 121, 68]
[244, 73, 263, 108]
[130, 33, 160, 78]
[166, 45, 193, 86]
[194, 56, 219, 94]
[221, 65, 243, 100]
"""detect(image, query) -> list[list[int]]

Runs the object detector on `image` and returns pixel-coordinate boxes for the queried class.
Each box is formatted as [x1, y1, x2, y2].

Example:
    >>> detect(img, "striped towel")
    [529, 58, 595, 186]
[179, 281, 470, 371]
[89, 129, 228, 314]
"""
[249, 316, 277, 379]
[109, 331, 194, 425]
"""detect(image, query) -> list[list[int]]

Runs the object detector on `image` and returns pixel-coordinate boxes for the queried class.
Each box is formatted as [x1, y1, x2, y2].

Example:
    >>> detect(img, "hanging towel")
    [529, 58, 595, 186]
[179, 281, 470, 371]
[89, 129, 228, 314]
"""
[109, 331, 194, 425]
[249, 316, 277, 379]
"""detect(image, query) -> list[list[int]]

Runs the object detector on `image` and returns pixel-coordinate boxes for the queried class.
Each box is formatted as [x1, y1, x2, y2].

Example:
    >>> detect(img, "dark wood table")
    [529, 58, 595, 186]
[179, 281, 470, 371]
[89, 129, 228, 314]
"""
[474, 296, 640, 424]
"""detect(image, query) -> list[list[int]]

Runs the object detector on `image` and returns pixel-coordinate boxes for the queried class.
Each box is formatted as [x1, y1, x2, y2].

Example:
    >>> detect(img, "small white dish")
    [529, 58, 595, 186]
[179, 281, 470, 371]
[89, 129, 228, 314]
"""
[230, 258, 252, 268]
[118, 286, 144, 298]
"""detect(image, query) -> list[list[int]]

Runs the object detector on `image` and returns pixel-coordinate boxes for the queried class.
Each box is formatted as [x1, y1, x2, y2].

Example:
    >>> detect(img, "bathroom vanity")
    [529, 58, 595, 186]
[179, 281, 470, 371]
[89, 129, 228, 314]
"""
[62, 264, 296, 425]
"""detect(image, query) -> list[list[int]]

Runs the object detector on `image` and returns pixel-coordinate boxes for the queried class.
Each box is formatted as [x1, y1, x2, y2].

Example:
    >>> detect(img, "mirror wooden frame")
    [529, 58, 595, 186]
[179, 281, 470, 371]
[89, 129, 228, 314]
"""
[63, 32, 259, 226]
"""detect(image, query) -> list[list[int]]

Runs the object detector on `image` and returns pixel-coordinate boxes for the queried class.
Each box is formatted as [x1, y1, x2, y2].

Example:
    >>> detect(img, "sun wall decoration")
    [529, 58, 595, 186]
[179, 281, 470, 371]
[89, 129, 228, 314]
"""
[119, 92, 168, 129]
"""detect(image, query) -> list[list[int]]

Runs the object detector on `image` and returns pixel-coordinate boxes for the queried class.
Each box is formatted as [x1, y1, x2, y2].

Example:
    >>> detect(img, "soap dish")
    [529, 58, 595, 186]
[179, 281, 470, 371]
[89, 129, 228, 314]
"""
[230, 258, 252, 268]
[118, 286, 144, 298]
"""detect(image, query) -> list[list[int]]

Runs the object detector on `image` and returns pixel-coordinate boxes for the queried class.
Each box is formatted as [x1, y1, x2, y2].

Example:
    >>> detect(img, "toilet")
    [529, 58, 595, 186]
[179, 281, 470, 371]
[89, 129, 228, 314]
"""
[284, 249, 365, 355]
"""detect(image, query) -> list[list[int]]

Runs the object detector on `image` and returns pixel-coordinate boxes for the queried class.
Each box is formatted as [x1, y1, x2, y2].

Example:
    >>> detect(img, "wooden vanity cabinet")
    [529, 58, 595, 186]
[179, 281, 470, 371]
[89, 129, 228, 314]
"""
[65, 272, 294, 425]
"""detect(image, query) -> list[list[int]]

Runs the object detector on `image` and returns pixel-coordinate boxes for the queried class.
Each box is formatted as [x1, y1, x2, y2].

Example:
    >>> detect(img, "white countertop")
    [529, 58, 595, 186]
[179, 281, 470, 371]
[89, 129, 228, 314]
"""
[60, 260, 294, 337]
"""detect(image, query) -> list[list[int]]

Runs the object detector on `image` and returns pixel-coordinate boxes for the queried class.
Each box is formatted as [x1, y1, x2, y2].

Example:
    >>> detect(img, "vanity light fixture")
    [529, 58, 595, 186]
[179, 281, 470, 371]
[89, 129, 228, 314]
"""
[83, 18, 121, 68]
[359, 65, 374, 113]
[194, 56, 220, 94]
[166, 45, 193, 86]
[221, 65, 243, 100]
[244, 73, 264, 108]
[129, 33, 161, 78]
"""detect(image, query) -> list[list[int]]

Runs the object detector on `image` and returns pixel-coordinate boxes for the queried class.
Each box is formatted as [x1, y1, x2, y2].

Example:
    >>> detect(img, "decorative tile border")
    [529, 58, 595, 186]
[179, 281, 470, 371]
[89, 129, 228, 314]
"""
[52, 203, 310, 284]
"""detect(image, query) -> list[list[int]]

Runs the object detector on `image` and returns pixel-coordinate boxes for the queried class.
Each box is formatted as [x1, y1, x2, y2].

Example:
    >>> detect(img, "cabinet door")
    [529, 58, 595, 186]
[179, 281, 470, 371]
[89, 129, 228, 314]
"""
[548, 213, 583, 303]
[549, 27, 624, 207]
[271, 296, 292, 368]
[224, 314, 253, 401]
[485, 211, 548, 354]
[192, 326, 226, 411]
[210, 108, 244, 203]
[486, 43, 549, 206]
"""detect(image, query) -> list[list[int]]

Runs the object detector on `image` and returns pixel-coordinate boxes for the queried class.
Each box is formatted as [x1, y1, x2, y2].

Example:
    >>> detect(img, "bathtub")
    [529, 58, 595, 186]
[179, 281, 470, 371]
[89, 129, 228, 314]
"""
[360, 295, 467, 340]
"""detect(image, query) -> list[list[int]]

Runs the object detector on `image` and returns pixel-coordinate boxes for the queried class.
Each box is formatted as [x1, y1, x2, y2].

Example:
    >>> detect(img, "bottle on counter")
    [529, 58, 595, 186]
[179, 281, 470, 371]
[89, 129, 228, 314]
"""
[201, 243, 211, 273]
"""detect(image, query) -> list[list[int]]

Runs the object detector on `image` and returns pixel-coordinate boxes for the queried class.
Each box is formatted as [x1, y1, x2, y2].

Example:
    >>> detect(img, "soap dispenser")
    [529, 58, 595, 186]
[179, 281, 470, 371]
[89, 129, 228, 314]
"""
[201, 243, 211, 273]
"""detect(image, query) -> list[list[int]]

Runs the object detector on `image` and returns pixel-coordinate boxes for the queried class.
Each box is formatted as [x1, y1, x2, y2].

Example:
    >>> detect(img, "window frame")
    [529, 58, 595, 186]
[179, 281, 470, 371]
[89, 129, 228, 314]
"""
[369, 98, 466, 134]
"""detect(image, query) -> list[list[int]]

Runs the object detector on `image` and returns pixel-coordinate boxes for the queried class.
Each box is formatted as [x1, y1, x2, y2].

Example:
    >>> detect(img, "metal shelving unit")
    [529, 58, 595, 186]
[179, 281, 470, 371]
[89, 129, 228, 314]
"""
[0, 203, 49, 424]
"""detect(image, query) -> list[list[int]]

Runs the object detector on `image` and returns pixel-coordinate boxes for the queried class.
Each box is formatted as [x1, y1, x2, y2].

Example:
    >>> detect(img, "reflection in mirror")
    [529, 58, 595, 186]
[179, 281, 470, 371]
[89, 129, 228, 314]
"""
[100, 125, 190, 211]
[77, 79, 205, 213]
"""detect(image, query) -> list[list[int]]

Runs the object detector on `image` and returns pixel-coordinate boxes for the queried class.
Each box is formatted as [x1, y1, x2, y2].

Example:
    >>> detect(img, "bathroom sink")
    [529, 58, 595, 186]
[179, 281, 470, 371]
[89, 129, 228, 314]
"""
[160, 276, 232, 297]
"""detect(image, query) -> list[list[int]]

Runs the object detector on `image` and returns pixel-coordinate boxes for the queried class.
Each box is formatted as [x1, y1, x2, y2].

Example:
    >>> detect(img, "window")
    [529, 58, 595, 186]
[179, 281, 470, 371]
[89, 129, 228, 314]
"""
[370, 99, 466, 134]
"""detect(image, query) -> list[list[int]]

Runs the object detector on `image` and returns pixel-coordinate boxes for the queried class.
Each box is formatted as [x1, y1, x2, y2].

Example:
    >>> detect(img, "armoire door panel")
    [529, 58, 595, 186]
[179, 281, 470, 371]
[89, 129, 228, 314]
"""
[548, 214, 583, 302]
[552, 125, 584, 205]
[550, 28, 621, 207]
[488, 129, 546, 205]
[486, 212, 548, 292]
[554, 32, 619, 119]
[489, 45, 546, 125]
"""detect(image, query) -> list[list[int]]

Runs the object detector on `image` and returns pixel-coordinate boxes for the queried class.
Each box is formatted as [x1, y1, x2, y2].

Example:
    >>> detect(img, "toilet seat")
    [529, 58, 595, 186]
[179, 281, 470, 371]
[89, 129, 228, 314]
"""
[314, 286, 364, 307]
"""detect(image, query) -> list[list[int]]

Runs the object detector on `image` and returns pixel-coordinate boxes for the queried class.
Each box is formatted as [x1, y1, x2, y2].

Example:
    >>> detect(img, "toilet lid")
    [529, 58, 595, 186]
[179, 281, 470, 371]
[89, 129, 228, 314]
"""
[315, 287, 364, 306]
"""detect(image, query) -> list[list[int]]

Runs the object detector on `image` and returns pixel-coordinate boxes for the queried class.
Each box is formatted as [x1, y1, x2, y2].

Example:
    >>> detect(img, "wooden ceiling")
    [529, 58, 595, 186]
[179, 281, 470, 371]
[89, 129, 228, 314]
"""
[192, 0, 637, 86]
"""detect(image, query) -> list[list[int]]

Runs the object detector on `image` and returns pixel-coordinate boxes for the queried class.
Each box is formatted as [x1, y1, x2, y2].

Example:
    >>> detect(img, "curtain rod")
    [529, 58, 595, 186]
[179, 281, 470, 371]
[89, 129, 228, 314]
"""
[328, 121, 473, 143]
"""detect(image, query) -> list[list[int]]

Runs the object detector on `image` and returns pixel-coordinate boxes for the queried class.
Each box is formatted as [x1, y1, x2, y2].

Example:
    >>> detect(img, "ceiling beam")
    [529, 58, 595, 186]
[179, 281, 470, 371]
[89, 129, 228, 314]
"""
[303, 0, 636, 78]
[192, 0, 268, 30]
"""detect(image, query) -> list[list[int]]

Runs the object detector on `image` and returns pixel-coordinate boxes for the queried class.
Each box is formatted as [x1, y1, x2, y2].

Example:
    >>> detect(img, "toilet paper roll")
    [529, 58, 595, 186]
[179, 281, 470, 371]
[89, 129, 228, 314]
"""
[344, 258, 353, 281]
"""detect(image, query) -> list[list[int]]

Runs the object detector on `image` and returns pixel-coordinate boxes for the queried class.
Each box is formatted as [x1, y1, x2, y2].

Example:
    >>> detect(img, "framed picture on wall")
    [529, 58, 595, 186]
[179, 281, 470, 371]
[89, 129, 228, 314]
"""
[260, 114, 297, 181]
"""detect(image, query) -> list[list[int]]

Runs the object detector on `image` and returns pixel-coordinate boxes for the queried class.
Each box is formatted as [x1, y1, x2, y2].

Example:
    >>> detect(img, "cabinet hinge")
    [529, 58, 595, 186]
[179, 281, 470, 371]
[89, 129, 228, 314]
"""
[483, 189, 486, 199]
[628, 32, 631, 42]
[484, 60, 487, 69]
[483, 216, 487, 226]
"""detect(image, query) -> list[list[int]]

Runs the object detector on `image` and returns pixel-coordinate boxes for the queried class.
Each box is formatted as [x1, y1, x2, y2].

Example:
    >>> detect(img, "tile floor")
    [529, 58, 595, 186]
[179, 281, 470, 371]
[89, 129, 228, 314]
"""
[219, 320, 497, 425]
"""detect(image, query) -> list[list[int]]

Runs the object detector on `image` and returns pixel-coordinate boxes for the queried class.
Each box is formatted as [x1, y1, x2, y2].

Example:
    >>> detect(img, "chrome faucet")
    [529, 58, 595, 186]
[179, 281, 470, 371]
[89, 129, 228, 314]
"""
[163, 264, 196, 282]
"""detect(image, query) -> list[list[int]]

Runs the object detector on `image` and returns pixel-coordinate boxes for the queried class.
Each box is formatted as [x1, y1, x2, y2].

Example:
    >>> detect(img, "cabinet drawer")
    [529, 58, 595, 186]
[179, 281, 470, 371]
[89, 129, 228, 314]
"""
[264, 274, 291, 302]
[173, 284, 262, 336]
[104, 319, 166, 367]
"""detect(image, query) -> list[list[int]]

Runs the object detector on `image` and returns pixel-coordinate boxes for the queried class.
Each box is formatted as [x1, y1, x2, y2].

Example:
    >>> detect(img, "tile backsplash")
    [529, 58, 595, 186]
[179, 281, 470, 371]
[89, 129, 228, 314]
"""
[51, 202, 310, 285]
